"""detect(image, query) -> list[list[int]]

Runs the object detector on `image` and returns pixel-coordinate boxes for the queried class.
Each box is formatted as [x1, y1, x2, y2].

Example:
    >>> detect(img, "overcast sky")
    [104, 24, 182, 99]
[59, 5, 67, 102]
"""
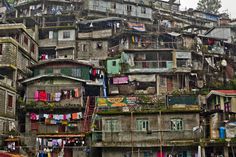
[180, 0, 236, 18]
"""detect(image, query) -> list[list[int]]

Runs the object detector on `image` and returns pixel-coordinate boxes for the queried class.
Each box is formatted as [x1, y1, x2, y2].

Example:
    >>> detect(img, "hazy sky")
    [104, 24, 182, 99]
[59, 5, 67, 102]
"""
[180, 0, 236, 18]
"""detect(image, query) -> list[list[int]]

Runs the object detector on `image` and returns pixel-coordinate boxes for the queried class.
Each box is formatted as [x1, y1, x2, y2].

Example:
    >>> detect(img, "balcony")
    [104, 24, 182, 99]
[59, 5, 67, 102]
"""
[0, 75, 14, 88]
[132, 61, 173, 69]
[92, 130, 198, 147]
[192, 61, 203, 71]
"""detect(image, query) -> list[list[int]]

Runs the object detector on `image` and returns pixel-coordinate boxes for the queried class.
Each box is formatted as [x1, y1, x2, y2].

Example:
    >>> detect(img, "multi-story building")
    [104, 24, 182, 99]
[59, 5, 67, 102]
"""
[202, 90, 236, 157]
[21, 59, 104, 156]
[107, 49, 192, 96]
[91, 95, 201, 157]
[0, 23, 38, 144]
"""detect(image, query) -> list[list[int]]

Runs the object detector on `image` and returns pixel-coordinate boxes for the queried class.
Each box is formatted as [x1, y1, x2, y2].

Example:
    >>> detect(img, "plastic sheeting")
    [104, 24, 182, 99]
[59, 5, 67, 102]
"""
[225, 122, 236, 138]
[210, 113, 219, 139]
[128, 74, 156, 82]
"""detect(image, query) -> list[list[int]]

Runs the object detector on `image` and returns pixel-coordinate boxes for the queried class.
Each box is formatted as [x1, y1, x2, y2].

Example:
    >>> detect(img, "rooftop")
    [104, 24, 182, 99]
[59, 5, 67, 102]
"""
[206, 90, 236, 98]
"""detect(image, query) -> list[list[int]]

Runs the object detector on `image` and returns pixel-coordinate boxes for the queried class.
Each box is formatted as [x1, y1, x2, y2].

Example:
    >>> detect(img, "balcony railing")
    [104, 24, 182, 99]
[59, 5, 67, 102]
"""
[132, 61, 173, 69]
[0, 76, 14, 88]
[92, 130, 199, 145]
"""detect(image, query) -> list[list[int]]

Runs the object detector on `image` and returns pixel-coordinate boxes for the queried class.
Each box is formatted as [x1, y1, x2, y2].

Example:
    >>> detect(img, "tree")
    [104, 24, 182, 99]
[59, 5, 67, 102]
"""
[197, 0, 222, 14]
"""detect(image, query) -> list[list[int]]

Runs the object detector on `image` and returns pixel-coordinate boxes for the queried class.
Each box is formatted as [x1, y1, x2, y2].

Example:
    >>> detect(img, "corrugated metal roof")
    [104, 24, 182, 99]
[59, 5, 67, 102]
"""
[206, 90, 236, 98]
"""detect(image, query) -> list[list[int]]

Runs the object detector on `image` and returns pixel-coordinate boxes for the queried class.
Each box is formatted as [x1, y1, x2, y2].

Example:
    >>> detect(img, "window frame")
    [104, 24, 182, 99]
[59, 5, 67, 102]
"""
[141, 7, 146, 14]
[7, 94, 13, 108]
[112, 60, 116, 66]
[104, 119, 119, 132]
[23, 36, 28, 46]
[63, 31, 71, 39]
[127, 5, 132, 12]
[30, 43, 35, 53]
[171, 118, 183, 131]
[136, 119, 149, 131]
[82, 44, 88, 52]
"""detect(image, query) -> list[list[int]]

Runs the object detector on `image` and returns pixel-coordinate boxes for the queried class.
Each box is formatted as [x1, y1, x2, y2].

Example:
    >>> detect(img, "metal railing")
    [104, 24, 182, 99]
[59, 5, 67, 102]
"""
[132, 61, 173, 69]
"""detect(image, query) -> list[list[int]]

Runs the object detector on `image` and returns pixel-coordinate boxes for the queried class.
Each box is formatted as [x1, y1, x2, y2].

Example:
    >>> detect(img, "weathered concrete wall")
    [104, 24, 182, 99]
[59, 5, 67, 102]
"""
[77, 40, 108, 60]
[101, 112, 199, 145]
[25, 79, 83, 106]
[0, 43, 17, 66]
[0, 88, 6, 115]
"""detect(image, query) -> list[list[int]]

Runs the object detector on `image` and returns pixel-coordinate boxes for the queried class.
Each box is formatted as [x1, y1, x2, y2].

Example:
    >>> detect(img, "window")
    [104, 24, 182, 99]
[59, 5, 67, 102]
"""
[49, 31, 54, 39]
[160, 76, 166, 87]
[112, 61, 116, 66]
[105, 119, 119, 132]
[171, 119, 183, 131]
[24, 36, 28, 45]
[30, 43, 35, 53]
[136, 119, 149, 131]
[63, 31, 70, 39]
[224, 102, 231, 112]
[71, 68, 81, 78]
[39, 69, 45, 75]
[0, 44, 2, 55]
[141, 7, 146, 14]
[7, 95, 13, 108]
[111, 3, 116, 9]
[144, 151, 152, 157]
[53, 69, 61, 74]
[82, 44, 88, 52]
[127, 5, 132, 12]
[96, 42, 103, 49]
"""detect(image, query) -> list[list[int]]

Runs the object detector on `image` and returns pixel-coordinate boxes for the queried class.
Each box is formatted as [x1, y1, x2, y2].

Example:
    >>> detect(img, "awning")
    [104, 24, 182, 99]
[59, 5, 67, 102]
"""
[168, 32, 181, 37]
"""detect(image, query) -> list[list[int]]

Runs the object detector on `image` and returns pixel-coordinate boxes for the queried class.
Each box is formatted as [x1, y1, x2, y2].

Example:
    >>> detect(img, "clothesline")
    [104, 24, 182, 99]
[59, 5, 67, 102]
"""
[30, 112, 83, 121]
[34, 88, 81, 102]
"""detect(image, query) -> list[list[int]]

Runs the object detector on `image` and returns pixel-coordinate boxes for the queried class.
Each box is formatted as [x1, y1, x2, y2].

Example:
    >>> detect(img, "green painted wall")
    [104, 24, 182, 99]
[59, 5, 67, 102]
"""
[107, 59, 121, 74]
[33, 66, 90, 80]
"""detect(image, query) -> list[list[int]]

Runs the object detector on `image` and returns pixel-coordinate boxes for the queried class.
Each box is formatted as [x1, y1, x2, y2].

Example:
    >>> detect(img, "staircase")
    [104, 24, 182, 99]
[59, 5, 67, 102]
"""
[82, 96, 96, 132]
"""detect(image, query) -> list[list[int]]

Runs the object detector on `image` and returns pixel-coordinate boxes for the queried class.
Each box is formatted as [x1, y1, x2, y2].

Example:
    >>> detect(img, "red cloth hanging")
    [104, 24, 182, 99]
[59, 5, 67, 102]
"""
[39, 90, 47, 101]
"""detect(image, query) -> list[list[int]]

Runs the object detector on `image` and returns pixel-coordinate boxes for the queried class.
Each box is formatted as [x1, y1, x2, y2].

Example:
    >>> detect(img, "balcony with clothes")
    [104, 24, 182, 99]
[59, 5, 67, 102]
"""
[26, 111, 84, 134]
[120, 50, 174, 73]
[23, 83, 84, 109]
[197, 35, 226, 55]
[121, 21, 158, 50]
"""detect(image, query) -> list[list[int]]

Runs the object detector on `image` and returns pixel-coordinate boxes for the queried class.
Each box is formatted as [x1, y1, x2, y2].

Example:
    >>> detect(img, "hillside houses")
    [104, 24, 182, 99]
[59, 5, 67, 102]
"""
[0, 0, 235, 156]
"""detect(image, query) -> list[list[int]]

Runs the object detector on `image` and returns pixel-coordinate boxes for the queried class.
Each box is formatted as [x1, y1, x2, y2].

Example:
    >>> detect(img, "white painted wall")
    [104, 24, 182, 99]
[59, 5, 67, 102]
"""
[58, 30, 75, 41]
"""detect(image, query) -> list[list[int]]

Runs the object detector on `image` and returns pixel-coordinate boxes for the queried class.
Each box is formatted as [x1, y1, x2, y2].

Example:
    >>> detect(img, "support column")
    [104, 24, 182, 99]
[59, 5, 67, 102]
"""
[201, 146, 205, 157]
[224, 146, 229, 157]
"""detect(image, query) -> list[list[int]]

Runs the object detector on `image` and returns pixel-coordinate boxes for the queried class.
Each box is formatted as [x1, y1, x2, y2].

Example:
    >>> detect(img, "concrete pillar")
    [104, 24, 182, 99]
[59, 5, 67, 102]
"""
[15, 9, 18, 18]
[224, 146, 229, 157]
[34, 24, 39, 42]
[172, 50, 177, 69]
[201, 146, 206, 157]
[156, 74, 159, 96]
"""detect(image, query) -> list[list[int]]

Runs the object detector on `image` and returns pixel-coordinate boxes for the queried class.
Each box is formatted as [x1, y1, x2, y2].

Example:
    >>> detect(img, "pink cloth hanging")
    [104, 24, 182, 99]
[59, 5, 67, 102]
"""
[157, 152, 165, 157]
[34, 91, 39, 101]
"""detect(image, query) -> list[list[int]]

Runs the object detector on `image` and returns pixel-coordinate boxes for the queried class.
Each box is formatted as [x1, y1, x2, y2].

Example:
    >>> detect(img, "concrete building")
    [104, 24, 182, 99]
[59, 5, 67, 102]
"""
[0, 23, 38, 151]
[201, 90, 236, 157]
[91, 95, 201, 157]
[21, 59, 104, 156]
